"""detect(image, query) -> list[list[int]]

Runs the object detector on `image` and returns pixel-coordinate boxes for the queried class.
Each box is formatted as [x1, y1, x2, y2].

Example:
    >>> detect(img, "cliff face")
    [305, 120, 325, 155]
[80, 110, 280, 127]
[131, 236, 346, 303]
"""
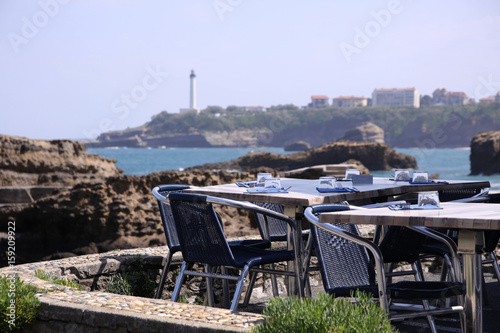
[5, 170, 261, 264]
[0, 135, 122, 186]
[470, 131, 500, 175]
[86, 105, 500, 149]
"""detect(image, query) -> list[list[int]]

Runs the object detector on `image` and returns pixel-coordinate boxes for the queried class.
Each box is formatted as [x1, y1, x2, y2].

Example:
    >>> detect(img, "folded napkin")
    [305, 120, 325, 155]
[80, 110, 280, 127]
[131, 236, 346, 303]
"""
[316, 187, 359, 193]
[247, 187, 288, 193]
[235, 181, 257, 188]
[388, 204, 443, 210]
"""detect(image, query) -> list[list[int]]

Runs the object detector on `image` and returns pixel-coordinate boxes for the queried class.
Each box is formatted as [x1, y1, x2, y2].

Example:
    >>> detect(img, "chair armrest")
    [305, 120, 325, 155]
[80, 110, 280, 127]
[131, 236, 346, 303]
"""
[304, 207, 387, 281]
[407, 225, 462, 282]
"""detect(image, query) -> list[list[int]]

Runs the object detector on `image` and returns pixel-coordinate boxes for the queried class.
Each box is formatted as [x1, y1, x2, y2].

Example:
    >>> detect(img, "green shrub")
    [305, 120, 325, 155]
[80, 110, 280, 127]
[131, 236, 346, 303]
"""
[0, 275, 41, 332]
[105, 274, 132, 296]
[105, 256, 156, 298]
[34, 270, 82, 290]
[251, 292, 397, 333]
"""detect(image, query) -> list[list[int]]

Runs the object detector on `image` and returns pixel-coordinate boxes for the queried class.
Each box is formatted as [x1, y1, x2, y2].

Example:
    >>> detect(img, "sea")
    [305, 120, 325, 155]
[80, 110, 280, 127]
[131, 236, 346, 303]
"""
[86, 147, 500, 191]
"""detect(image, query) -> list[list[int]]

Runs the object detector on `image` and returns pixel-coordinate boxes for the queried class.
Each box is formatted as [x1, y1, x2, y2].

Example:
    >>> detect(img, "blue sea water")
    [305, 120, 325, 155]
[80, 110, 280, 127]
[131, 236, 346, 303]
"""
[86, 147, 500, 190]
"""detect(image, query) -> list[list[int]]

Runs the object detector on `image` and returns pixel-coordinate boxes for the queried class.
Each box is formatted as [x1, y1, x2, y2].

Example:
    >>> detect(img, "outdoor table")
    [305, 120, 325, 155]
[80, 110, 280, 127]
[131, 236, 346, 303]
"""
[318, 201, 500, 333]
[185, 177, 490, 298]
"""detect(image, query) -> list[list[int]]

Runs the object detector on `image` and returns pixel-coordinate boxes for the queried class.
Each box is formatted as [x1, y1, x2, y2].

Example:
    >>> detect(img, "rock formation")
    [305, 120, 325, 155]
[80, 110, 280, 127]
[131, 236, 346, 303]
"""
[190, 141, 417, 172]
[0, 135, 417, 264]
[0, 135, 122, 186]
[470, 131, 500, 175]
[337, 122, 385, 144]
[1, 169, 264, 264]
[284, 141, 311, 151]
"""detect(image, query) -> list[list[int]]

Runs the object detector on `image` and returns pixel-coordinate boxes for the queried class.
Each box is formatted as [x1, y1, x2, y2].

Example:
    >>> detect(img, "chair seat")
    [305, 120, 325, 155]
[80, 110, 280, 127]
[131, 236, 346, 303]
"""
[228, 239, 271, 249]
[229, 246, 295, 268]
[328, 281, 464, 300]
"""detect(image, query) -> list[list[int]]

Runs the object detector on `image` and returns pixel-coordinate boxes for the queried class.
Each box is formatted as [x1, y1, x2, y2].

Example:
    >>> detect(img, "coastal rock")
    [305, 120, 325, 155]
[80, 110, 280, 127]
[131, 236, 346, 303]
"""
[0, 135, 122, 186]
[284, 141, 311, 151]
[470, 131, 500, 175]
[337, 122, 385, 144]
[0, 169, 264, 264]
[190, 141, 417, 172]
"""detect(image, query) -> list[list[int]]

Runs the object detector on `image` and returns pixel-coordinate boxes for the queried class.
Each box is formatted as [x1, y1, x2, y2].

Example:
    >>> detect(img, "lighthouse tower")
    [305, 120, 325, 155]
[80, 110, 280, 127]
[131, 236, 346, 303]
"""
[180, 70, 199, 113]
[189, 70, 196, 109]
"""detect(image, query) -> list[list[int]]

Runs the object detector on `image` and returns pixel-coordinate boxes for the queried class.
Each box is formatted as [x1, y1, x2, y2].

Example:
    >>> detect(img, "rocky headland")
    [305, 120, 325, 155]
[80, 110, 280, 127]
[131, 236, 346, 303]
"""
[470, 131, 500, 176]
[1, 135, 416, 264]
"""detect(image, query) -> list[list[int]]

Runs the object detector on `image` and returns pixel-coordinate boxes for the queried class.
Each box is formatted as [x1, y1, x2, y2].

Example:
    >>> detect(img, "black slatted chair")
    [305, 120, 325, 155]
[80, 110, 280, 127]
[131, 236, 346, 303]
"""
[305, 204, 465, 332]
[152, 185, 271, 299]
[153, 184, 192, 299]
[159, 192, 301, 311]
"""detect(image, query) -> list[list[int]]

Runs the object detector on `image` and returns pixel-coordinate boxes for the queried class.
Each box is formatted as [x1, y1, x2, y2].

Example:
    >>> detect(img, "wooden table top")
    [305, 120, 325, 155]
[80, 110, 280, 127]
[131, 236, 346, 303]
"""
[185, 178, 490, 207]
[318, 202, 500, 231]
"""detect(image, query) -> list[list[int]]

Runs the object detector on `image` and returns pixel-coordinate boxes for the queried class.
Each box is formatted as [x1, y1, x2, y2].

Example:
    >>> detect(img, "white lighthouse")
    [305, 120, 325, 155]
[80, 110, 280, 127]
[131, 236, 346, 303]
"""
[180, 70, 200, 114]
[189, 70, 196, 109]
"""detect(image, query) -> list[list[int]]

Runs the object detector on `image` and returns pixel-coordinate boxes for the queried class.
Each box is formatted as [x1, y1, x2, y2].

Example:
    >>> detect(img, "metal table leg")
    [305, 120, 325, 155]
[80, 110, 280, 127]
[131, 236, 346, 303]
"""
[458, 230, 485, 333]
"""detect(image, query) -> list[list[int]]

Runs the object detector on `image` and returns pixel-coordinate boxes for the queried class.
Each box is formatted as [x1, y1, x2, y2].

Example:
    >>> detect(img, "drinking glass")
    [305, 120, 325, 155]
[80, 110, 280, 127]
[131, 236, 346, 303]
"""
[256, 173, 272, 186]
[264, 178, 281, 189]
[418, 191, 440, 207]
[345, 169, 360, 179]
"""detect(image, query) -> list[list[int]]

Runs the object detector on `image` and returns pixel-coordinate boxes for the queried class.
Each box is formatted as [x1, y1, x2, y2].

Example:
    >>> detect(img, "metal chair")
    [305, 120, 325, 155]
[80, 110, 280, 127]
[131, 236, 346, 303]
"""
[152, 185, 271, 299]
[156, 191, 301, 311]
[153, 184, 192, 299]
[305, 204, 465, 332]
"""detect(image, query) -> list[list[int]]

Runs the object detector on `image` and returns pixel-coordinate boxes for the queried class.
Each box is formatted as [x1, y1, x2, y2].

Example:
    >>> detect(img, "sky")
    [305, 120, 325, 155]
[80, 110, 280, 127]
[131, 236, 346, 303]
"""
[1, 1, 500, 141]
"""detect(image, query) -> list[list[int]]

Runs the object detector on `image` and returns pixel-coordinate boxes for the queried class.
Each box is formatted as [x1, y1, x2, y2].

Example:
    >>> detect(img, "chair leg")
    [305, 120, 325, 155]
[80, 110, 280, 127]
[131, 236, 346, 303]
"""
[155, 251, 173, 299]
[171, 261, 189, 302]
[230, 265, 251, 312]
[221, 266, 230, 309]
[484, 251, 500, 282]
[243, 270, 258, 306]
[205, 265, 215, 307]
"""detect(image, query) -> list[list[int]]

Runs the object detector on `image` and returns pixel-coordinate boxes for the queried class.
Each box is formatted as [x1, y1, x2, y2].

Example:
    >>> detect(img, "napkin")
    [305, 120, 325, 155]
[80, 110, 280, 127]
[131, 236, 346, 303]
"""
[316, 187, 359, 193]
[247, 187, 288, 193]
[388, 204, 443, 210]
[235, 181, 257, 188]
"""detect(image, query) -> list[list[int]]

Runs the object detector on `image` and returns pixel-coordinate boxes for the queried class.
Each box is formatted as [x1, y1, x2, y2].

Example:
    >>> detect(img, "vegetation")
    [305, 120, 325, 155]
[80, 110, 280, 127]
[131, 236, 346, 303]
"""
[0, 276, 40, 332]
[105, 256, 156, 298]
[35, 270, 82, 290]
[144, 103, 500, 141]
[251, 292, 397, 333]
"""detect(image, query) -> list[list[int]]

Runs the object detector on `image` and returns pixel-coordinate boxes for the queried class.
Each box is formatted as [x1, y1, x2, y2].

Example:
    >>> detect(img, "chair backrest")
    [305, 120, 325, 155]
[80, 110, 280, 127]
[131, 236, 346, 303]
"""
[253, 202, 288, 241]
[438, 188, 484, 202]
[308, 204, 376, 293]
[168, 192, 237, 267]
[378, 226, 428, 263]
[155, 184, 191, 249]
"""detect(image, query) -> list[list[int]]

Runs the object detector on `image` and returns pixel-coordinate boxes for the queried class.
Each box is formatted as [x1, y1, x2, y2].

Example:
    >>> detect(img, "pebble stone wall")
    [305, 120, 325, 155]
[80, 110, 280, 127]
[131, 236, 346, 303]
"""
[1, 247, 265, 333]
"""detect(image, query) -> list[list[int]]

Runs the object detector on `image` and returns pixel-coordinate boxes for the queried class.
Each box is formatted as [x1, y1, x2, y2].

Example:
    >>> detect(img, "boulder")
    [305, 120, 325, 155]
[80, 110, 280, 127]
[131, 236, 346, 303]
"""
[191, 141, 417, 172]
[0, 135, 122, 186]
[284, 141, 311, 151]
[470, 131, 500, 175]
[338, 122, 385, 143]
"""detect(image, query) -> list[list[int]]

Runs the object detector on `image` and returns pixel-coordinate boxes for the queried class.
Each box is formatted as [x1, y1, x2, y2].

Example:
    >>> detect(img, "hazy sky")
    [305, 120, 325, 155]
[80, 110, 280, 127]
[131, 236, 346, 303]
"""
[1, 1, 499, 140]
